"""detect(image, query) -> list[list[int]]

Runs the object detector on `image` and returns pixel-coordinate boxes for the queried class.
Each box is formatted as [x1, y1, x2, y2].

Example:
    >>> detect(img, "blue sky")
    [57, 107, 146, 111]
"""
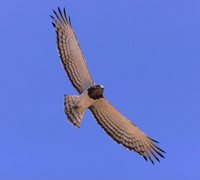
[0, 0, 200, 179]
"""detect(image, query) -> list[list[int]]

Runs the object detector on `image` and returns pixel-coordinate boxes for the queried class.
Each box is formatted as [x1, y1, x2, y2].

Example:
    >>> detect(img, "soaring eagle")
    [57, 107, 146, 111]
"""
[51, 7, 165, 164]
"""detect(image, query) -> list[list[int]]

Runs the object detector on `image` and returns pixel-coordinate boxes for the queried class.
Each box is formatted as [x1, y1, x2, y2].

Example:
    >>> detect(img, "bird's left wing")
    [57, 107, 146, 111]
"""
[51, 7, 94, 93]
[89, 98, 165, 164]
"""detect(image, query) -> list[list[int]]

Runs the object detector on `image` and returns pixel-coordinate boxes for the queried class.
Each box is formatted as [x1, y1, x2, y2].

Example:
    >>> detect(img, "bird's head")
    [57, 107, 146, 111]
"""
[88, 84, 104, 100]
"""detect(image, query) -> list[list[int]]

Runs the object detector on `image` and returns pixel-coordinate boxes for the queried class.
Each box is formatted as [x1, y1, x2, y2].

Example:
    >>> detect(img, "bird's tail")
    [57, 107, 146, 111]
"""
[64, 95, 85, 128]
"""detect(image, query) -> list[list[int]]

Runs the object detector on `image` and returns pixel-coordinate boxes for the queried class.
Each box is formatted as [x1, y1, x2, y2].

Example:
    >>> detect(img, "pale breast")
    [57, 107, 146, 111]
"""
[76, 89, 96, 109]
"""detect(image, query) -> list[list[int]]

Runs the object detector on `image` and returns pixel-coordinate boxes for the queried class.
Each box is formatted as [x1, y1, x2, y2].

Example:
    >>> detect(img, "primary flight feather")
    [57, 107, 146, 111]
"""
[51, 7, 165, 164]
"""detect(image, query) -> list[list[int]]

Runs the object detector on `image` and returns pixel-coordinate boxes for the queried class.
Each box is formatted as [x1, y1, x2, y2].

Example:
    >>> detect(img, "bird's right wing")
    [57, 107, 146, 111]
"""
[89, 98, 165, 164]
[51, 7, 94, 93]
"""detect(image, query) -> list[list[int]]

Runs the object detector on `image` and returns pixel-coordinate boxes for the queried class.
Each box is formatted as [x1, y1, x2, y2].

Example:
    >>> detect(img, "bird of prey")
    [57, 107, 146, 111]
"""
[51, 7, 165, 164]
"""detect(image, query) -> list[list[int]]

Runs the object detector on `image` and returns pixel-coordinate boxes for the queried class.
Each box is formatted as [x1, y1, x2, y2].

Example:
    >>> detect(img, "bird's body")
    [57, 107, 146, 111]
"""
[64, 85, 104, 127]
[51, 7, 165, 164]
[74, 86, 96, 109]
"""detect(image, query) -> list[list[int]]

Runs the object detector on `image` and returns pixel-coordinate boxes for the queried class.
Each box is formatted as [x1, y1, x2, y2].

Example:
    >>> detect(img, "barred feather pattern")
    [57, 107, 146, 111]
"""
[64, 95, 85, 128]
[51, 7, 165, 164]
[90, 98, 165, 164]
[51, 8, 94, 93]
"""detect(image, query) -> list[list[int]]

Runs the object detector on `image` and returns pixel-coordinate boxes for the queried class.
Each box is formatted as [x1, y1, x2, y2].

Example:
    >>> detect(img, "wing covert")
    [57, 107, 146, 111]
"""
[89, 98, 165, 164]
[51, 7, 94, 93]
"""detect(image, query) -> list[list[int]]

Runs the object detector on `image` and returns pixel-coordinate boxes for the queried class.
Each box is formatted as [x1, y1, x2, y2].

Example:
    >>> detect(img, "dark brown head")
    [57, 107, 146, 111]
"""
[88, 85, 104, 100]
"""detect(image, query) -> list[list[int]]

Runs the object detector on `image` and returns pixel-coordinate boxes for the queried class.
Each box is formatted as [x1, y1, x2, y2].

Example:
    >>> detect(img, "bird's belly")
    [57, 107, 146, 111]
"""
[76, 93, 95, 109]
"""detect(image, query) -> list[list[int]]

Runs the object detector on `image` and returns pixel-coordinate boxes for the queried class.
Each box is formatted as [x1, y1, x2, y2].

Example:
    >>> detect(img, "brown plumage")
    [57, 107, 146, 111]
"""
[51, 8, 94, 93]
[51, 7, 165, 164]
[90, 98, 165, 164]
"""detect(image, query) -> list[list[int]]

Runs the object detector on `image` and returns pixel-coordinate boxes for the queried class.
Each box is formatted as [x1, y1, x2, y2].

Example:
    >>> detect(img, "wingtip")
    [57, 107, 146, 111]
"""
[69, 16, 72, 26]
[52, 22, 56, 28]
[155, 156, 160, 162]
[52, 9, 57, 15]
[148, 136, 159, 143]
[58, 6, 62, 15]
[154, 143, 166, 154]
[159, 152, 165, 159]
[50, 15, 54, 19]
[143, 156, 148, 161]
[64, 7, 67, 17]
[160, 148, 166, 154]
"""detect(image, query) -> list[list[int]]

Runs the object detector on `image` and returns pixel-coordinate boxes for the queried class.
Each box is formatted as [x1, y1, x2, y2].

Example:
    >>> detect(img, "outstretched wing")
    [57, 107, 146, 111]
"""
[51, 7, 94, 93]
[89, 98, 165, 164]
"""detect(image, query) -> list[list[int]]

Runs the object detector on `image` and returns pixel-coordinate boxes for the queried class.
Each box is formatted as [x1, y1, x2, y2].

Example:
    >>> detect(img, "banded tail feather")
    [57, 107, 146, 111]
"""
[64, 95, 85, 128]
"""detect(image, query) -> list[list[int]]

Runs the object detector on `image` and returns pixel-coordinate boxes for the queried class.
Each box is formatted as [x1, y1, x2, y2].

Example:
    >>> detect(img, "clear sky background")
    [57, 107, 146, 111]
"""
[0, 0, 200, 179]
